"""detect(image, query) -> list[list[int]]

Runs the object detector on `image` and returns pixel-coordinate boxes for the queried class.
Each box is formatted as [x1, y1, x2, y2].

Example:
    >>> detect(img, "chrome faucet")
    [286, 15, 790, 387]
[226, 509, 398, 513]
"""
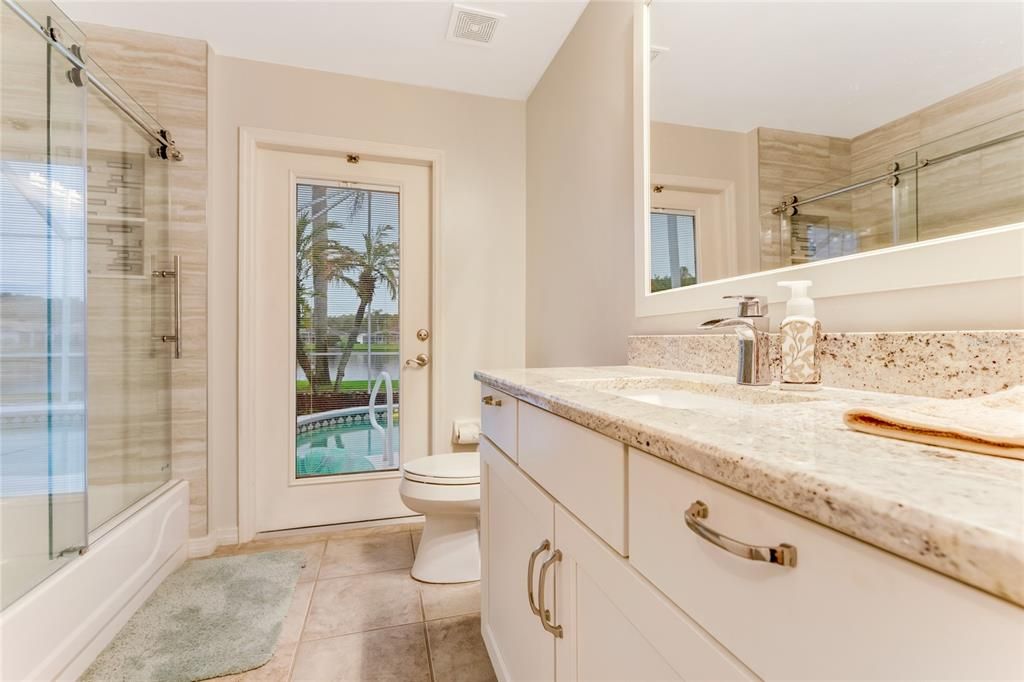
[701, 295, 771, 386]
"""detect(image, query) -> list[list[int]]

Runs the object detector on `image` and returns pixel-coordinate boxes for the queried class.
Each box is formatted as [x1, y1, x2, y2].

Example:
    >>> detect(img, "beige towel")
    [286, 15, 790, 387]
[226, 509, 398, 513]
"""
[843, 386, 1024, 460]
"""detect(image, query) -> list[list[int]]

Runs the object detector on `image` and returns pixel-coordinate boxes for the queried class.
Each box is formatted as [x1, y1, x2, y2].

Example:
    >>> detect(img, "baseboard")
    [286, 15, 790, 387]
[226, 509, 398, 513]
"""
[216, 526, 239, 546]
[187, 534, 217, 558]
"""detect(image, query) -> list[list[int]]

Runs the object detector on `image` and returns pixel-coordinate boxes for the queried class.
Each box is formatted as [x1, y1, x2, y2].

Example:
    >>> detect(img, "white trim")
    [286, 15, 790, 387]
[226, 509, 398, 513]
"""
[187, 534, 218, 558]
[238, 127, 445, 544]
[634, 1, 1024, 321]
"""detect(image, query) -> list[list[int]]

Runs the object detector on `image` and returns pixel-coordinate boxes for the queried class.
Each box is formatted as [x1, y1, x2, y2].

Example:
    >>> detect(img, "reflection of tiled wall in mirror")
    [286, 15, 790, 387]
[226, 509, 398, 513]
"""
[756, 67, 1024, 271]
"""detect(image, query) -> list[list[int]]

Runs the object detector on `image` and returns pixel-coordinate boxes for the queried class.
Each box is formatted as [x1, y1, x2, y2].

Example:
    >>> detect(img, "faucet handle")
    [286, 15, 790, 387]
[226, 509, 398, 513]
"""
[723, 295, 768, 317]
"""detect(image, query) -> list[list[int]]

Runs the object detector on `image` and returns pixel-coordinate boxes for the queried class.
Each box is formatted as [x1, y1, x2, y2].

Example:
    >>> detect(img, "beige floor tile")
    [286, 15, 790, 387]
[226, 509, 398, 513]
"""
[426, 614, 497, 682]
[213, 642, 298, 682]
[318, 532, 414, 580]
[303, 569, 423, 640]
[412, 529, 422, 556]
[419, 580, 481, 621]
[291, 624, 431, 682]
[279, 582, 314, 645]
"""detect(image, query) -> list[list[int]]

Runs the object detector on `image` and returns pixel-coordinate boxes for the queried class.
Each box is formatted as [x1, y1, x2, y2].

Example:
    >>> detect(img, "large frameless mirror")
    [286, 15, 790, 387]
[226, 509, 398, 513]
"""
[643, 2, 1024, 298]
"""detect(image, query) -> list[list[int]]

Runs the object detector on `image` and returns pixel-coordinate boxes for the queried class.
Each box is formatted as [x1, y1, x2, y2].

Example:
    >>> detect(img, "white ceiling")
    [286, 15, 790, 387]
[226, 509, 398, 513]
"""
[61, 0, 589, 100]
[651, 2, 1024, 138]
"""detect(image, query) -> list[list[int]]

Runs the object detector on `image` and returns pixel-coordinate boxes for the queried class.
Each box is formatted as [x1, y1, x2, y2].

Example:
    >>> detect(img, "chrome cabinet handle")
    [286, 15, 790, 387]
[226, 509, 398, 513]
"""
[527, 539, 550, 616]
[537, 549, 563, 638]
[685, 500, 797, 567]
[481, 395, 503, 407]
[405, 353, 429, 368]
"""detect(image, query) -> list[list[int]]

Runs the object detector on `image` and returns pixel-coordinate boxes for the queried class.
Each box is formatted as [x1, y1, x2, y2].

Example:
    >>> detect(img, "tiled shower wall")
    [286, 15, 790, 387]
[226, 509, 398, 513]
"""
[82, 23, 209, 538]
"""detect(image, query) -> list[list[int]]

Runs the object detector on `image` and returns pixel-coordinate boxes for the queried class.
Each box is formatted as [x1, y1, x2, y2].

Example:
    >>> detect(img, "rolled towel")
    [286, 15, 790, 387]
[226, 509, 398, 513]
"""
[843, 385, 1024, 460]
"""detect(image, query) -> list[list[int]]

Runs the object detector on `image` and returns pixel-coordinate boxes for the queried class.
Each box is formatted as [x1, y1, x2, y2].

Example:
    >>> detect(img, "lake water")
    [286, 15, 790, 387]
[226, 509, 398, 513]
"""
[297, 351, 401, 383]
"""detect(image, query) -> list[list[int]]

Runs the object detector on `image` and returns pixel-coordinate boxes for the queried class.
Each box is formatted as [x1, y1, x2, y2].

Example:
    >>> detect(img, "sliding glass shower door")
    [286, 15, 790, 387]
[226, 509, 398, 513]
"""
[1, 0, 175, 609]
[84, 63, 172, 531]
[0, 1, 88, 609]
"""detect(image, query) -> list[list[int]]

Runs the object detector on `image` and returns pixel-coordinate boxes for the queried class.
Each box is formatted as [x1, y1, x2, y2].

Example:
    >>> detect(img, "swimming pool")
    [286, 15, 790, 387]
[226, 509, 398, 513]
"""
[295, 413, 400, 478]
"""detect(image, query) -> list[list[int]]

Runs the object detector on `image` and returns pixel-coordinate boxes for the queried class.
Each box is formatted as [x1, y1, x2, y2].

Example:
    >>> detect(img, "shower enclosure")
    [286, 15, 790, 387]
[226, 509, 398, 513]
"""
[766, 110, 1024, 268]
[1, 0, 182, 611]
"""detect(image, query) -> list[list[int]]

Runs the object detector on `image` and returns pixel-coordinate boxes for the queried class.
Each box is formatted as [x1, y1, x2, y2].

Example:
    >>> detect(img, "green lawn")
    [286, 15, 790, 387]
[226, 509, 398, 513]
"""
[350, 343, 399, 352]
[296, 379, 400, 392]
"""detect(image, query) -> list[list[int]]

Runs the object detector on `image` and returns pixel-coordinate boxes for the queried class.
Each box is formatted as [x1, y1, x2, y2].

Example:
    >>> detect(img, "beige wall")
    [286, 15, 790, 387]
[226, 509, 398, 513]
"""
[81, 24, 209, 539]
[651, 121, 760, 277]
[525, 0, 636, 367]
[525, 3, 1023, 355]
[207, 54, 526, 538]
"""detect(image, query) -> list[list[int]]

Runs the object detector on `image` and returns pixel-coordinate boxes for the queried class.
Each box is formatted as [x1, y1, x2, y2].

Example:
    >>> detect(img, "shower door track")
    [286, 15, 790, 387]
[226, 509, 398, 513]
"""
[2, 0, 184, 161]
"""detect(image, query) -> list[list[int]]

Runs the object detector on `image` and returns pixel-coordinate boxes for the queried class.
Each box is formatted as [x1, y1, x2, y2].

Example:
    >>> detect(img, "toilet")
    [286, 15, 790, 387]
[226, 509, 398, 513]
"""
[399, 452, 481, 584]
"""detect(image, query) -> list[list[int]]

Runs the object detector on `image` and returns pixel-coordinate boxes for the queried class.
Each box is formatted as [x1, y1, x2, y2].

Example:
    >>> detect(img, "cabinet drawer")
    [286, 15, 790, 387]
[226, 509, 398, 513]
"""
[629, 449, 1024, 680]
[554, 506, 754, 681]
[480, 386, 517, 460]
[519, 403, 627, 555]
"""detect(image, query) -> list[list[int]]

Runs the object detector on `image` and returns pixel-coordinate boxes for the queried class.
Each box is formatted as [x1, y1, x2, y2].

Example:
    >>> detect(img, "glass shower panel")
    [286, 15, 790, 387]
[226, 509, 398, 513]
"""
[0, 2, 88, 609]
[84, 64, 172, 530]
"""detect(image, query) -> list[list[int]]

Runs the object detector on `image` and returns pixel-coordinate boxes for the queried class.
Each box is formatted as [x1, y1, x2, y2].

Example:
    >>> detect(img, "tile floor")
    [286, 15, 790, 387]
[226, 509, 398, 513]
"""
[210, 524, 496, 682]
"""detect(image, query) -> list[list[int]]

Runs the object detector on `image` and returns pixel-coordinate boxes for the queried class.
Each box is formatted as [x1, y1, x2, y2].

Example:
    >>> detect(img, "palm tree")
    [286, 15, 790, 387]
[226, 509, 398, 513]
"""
[332, 222, 399, 391]
[295, 187, 364, 393]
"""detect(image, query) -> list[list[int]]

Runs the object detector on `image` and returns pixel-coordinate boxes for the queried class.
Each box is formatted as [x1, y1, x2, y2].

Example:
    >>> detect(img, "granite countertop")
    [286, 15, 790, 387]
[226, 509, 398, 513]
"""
[474, 365, 1024, 607]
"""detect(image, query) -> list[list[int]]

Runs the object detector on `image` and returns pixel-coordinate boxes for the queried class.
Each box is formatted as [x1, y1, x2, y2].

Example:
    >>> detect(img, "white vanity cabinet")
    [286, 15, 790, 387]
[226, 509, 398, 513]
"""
[481, 413, 751, 682]
[479, 387, 1024, 681]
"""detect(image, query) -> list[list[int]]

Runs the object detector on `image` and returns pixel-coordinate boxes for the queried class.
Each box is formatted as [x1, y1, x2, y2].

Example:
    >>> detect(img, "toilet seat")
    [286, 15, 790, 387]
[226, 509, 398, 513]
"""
[403, 453, 479, 485]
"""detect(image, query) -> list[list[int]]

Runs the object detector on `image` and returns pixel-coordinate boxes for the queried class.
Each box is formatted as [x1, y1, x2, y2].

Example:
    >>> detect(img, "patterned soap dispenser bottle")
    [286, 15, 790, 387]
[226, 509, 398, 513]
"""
[778, 280, 822, 391]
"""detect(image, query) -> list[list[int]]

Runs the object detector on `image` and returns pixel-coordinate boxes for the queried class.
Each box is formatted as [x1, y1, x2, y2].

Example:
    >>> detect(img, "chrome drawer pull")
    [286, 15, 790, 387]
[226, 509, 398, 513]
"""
[685, 500, 797, 568]
[481, 395, 503, 407]
[527, 539, 550, 616]
[537, 549, 564, 638]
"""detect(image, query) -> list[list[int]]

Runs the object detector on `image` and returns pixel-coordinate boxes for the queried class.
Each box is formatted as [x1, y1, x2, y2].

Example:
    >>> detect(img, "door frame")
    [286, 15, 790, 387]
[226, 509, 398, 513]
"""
[237, 127, 445, 542]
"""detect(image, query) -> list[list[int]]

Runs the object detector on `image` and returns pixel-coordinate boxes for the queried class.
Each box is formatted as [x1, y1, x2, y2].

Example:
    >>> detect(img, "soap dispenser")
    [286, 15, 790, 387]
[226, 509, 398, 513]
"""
[778, 280, 821, 390]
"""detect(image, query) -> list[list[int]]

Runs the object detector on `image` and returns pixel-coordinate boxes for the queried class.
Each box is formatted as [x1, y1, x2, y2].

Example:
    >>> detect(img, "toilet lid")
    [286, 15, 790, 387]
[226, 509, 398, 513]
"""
[403, 453, 480, 485]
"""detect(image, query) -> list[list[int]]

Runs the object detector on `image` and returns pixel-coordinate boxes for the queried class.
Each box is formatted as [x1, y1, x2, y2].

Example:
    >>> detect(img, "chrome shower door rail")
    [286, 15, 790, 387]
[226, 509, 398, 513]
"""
[2, 0, 184, 161]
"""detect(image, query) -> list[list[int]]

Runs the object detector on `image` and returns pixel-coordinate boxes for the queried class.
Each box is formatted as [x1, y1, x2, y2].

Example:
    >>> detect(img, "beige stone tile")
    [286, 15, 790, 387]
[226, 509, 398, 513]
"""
[213, 642, 297, 682]
[412, 529, 423, 556]
[419, 580, 481, 621]
[318, 532, 414, 580]
[303, 569, 423, 640]
[292, 623, 431, 682]
[426, 614, 497, 682]
[279, 581, 314, 645]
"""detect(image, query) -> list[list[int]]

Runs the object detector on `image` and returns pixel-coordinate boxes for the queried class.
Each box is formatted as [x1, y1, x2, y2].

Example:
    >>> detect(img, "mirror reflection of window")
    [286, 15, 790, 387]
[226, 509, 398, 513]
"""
[650, 210, 697, 292]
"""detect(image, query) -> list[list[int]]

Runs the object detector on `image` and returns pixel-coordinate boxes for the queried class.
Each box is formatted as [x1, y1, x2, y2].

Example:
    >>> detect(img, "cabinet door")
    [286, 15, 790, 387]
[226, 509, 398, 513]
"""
[554, 506, 755, 682]
[481, 436, 556, 682]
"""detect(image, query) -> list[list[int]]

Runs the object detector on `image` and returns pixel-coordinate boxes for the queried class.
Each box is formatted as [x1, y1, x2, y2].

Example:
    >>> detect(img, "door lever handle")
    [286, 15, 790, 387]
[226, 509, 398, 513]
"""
[405, 353, 429, 368]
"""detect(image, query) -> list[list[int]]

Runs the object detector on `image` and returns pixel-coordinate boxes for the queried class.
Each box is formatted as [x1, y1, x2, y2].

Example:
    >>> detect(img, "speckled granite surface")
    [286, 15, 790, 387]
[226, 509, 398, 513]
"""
[627, 331, 1023, 398]
[475, 365, 1024, 606]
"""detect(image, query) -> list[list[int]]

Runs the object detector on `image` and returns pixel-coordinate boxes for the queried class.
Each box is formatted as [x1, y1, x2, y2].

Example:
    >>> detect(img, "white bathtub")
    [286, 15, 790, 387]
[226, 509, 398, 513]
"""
[0, 480, 188, 680]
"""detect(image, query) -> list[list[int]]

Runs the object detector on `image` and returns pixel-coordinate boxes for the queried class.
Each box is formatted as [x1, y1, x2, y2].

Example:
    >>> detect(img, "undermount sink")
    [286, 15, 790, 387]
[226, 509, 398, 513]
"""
[562, 376, 822, 409]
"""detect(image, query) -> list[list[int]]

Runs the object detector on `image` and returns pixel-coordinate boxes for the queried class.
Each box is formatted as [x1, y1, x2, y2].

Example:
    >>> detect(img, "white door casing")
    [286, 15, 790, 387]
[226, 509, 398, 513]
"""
[238, 129, 444, 540]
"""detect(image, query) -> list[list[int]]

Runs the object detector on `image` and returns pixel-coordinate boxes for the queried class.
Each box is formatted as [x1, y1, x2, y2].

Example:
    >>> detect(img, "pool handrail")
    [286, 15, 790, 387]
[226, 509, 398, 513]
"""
[368, 371, 395, 464]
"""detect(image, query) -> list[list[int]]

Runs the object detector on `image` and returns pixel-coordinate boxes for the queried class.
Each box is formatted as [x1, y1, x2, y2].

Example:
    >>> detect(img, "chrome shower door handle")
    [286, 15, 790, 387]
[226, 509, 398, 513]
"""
[684, 500, 797, 567]
[527, 539, 550, 616]
[537, 549, 563, 638]
[152, 254, 182, 359]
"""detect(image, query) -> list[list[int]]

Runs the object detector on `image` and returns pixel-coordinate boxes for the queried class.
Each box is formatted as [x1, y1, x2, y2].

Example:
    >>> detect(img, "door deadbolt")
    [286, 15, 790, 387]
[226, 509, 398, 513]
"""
[416, 329, 430, 342]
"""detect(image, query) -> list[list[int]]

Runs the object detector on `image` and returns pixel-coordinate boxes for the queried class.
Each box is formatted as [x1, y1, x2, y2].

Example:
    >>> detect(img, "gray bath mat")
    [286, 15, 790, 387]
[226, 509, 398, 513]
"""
[81, 550, 306, 682]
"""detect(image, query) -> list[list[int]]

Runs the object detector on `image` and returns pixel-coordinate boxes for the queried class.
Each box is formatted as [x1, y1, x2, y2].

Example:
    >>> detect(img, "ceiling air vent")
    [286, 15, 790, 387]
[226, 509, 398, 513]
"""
[447, 4, 503, 46]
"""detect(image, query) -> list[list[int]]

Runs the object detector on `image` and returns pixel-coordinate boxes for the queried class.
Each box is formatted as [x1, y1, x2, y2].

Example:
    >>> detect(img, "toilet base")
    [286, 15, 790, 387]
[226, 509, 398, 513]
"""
[412, 513, 480, 584]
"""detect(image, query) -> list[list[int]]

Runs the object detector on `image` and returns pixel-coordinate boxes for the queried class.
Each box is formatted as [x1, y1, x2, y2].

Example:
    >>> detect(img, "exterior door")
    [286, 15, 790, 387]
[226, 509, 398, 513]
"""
[249, 145, 431, 532]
